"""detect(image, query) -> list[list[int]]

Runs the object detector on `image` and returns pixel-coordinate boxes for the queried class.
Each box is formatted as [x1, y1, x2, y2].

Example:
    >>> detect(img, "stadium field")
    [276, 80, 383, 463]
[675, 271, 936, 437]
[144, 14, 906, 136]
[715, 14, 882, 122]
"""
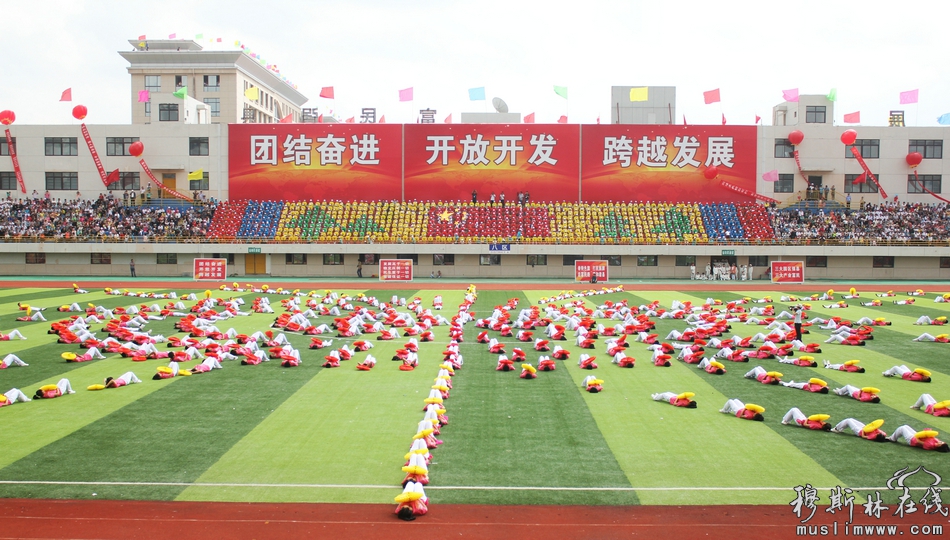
[2, 279, 950, 538]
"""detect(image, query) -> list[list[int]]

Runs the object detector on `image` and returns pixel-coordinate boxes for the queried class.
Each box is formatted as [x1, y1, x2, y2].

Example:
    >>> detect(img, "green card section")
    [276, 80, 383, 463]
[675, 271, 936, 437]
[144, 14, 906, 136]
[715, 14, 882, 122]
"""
[0, 358, 320, 500]
[429, 290, 638, 506]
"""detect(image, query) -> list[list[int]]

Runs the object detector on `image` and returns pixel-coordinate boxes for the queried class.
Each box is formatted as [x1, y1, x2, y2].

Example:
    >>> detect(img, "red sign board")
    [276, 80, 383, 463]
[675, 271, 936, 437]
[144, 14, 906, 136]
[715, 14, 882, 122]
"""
[379, 259, 413, 282]
[403, 124, 579, 202]
[575, 260, 608, 282]
[194, 258, 228, 281]
[228, 123, 403, 201]
[771, 261, 804, 284]
[580, 125, 757, 202]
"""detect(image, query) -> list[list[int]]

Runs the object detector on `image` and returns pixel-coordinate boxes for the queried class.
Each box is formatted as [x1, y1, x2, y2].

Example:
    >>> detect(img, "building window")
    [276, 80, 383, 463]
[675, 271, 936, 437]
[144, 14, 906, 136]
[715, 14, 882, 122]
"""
[159, 103, 179, 122]
[358, 254, 377, 264]
[91, 253, 112, 264]
[0, 171, 17, 191]
[941, 257, 950, 269]
[909, 140, 943, 159]
[156, 253, 178, 264]
[563, 255, 584, 266]
[845, 174, 879, 193]
[108, 172, 140, 191]
[45, 137, 78, 156]
[806, 256, 827, 268]
[602, 255, 622, 266]
[909, 174, 941, 194]
[145, 75, 161, 92]
[203, 98, 220, 117]
[774, 139, 795, 158]
[433, 254, 455, 266]
[396, 254, 419, 264]
[805, 106, 826, 124]
[845, 139, 880, 159]
[527, 254, 547, 266]
[190, 172, 209, 191]
[212, 253, 235, 264]
[637, 255, 658, 266]
[775, 174, 794, 193]
[675, 255, 696, 266]
[106, 137, 140, 156]
[479, 254, 501, 266]
[320, 254, 340, 265]
[175, 75, 187, 88]
[748, 255, 768, 267]
[873, 256, 894, 268]
[25, 253, 46, 264]
[189, 137, 209, 156]
[45, 172, 78, 190]
[145, 102, 150, 117]
[0, 136, 14, 156]
[203, 75, 220, 92]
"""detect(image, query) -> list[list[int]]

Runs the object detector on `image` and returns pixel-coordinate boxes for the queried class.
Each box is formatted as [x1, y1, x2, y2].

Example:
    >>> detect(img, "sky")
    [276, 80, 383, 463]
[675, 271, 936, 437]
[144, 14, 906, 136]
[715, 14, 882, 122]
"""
[1, 0, 949, 127]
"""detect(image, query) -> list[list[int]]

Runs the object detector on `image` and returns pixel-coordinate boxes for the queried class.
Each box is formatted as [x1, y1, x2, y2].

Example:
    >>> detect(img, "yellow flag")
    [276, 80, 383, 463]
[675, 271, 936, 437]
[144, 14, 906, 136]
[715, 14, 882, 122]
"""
[629, 87, 648, 102]
[244, 87, 259, 100]
[188, 169, 204, 180]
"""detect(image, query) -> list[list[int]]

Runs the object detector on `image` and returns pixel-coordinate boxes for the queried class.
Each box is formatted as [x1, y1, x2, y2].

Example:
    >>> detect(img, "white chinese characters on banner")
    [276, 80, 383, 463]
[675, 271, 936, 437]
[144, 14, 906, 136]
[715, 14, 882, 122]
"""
[458, 134, 490, 166]
[283, 134, 313, 166]
[251, 136, 278, 165]
[350, 134, 380, 165]
[424, 134, 559, 167]
[250, 133, 384, 167]
[601, 135, 735, 170]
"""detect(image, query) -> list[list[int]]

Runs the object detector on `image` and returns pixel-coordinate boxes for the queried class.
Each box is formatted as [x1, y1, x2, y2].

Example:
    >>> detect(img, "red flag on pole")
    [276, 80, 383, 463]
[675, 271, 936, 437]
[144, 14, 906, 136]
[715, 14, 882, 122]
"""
[279, 113, 293, 123]
[755, 115, 761, 124]
[345, 117, 355, 123]
[317, 114, 323, 123]
[524, 113, 535, 124]
[319, 87, 334, 99]
[379, 115, 386, 123]
[106, 169, 119, 184]
[843, 111, 861, 123]
[557, 115, 567, 124]
[683, 115, 687, 126]
[596, 116, 600, 124]
[721, 113, 727, 125]
[60, 88, 72, 102]
[444, 113, 452, 123]
[703, 88, 721, 104]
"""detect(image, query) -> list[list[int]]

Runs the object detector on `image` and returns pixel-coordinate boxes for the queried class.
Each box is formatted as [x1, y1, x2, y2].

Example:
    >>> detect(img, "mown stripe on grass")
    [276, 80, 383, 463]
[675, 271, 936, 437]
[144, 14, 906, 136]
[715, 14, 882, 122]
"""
[0, 358, 321, 501]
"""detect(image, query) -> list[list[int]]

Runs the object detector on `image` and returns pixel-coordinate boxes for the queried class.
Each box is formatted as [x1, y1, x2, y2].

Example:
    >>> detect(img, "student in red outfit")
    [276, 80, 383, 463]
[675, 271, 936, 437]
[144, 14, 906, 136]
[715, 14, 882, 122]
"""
[830, 418, 889, 442]
[888, 426, 950, 452]
[652, 391, 697, 408]
[33, 378, 75, 398]
[781, 407, 832, 431]
[719, 399, 764, 421]
[911, 394, 950, 417]
[882, 365, 931, 382]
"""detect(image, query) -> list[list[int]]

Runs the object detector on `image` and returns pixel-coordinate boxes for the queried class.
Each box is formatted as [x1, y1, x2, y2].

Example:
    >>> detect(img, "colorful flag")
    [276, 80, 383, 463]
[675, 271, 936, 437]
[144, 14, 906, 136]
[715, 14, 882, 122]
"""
[596, 116, 600, 124]
[138, 34, 146, 41]
[216, 38, 222, 42]
[629, 87, 648, 102]
[279, 114, 293, 123]
[554, 86, 568, 99]
[524, 112, 535, 124]
[137, 89, 150, 103]
[852, 172, 867, 184]
[398, 87, 413, 102]
[782, 88, 799, 102]
[721, 113, 727, 125]
[445, 113, 452, 123]
[106, 169, 120, 183]
[317, 114, 323, 123]
[843, 111, 861, 123]
[827, 88, 837, 102]
[682, 115, 687, 126]
[244, 87, 259, 100]
[703, 89, 720, 104]
[468, 87, 486, 101]
[379, 115, 386, 123]
[195, 33, 203, 39]
[234, 40, 241, 46]
[187, 169, 204, 180]
[60, 88, 72, 102]
[319, 86, 334, 99]
[345, 117, 355, 123]
[900, 89, 919, 104]
[168, 33, 176, 39]
[557, 115, 568, 124]
[762, 170, 779, 182]
[755, 115, 761, 124]
[938, 113, 950, 125]
[172, 87, 187, 99]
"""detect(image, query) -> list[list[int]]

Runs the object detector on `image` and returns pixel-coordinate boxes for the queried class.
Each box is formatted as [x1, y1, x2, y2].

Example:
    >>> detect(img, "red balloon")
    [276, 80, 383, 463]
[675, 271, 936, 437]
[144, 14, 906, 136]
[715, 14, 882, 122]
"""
[703, 166, 719, 180]
[129, 141, 145, 157]
[787, 130, 804, 146]
[906, 152, 923, 168]
[0, 110, 15, 125]
[840, 129, 857, 146]
[72, 105, 88, 120]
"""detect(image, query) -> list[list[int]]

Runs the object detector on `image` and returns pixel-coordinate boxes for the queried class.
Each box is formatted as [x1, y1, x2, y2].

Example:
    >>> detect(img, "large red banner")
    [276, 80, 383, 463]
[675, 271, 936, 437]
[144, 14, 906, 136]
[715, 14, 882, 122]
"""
[4, 129, 25, 193]
[80, 123, 110, 187]
[228, 123, 403, 201]
[379, 259, 413, 282]
[580, 125, 757, 202]
[575, 260, 608, 283]
[771, 261, 804, 284]
[403, 124, 579, 202]
[194, 258, 228, 281]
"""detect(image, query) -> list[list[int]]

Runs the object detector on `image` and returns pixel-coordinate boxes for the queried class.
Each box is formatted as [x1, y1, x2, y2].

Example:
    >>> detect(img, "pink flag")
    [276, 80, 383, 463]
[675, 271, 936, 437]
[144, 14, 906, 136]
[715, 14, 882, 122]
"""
[444, 113, 452, 123]
[683, 115, 687, 126]
[843, 111, 861, 123]
[398, 87, 413, 102]
[137, 89, 150, 103]
[169, 33, 177, 39]
[319, 86, 334, 99]
[762, 170, 779, 182]
[703, 89, 720, 104]
[596, 116, 600, 124]
[524, 112, 535, 124]
[279, 114, 293, 123]
[782, 88, 799, 102]
[60, 88, 72, 102]
[345, 117, 355, 123]
[755, 115, 761, 124]
[138, 34, 146, 41]
[379, 115, 386, 123]
[557, 115, 568, 124]
[317, 114, 323, 123]
[853, 172, 867, 184]
[216, 37, 222, 42]
[721, 113, 727, 125]
[900, 89, 919, 104]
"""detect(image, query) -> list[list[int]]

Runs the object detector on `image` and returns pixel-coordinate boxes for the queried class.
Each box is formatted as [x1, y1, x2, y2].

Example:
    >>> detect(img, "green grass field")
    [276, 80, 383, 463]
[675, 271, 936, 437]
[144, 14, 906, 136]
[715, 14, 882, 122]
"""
[2, 284, 950, 506]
